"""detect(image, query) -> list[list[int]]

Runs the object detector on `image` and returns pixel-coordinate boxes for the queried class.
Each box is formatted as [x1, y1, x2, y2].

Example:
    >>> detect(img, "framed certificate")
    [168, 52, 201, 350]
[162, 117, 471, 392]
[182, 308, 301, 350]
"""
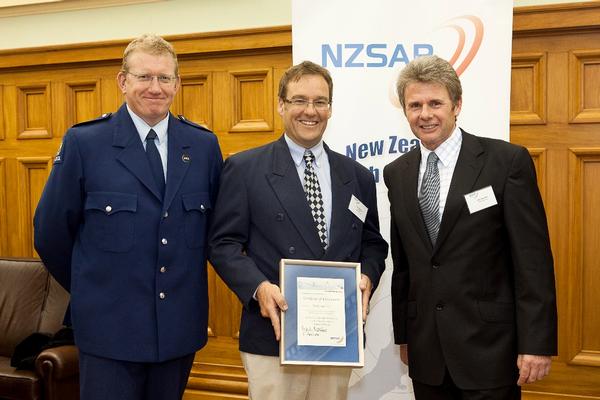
[279, 258, 364, 367]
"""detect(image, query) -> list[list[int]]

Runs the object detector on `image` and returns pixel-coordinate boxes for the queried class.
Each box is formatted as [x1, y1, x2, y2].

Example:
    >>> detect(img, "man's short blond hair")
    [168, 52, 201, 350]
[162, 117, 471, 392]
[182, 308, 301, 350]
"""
[121, 34, 179, 76]
[396, 55, 462, 110]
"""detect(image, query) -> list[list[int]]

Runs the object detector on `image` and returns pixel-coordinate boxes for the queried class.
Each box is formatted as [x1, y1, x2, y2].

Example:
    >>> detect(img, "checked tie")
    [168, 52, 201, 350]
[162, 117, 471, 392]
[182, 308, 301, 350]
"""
[145, 129, 165, 199]
[303, 150, 328, 250]
[419, 152, 440, 245]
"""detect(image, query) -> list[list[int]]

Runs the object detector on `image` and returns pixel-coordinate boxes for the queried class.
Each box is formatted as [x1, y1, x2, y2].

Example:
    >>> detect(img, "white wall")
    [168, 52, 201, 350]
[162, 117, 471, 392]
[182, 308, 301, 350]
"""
[0, 0, 589, 51]
[0, 0, 291, 50]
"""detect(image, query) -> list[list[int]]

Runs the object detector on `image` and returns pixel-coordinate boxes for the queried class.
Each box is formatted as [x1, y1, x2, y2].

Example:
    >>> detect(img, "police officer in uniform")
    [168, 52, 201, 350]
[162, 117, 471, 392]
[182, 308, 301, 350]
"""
[34, 34, 222, 400]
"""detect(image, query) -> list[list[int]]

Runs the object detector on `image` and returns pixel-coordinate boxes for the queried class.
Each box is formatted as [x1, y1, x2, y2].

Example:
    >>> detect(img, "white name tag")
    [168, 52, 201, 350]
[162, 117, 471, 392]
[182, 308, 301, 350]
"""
[464, 186, 497, 214]
[348, 195, 368, 223]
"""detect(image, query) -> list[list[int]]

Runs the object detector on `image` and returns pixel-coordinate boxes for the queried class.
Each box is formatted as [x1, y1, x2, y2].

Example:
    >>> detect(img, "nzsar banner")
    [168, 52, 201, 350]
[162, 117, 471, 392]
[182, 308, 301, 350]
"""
[291, 1, 513, 399]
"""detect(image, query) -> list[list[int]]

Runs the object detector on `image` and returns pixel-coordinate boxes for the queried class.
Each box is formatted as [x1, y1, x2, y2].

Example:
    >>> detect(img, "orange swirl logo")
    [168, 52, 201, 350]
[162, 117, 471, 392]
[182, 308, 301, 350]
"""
[442, 15, 484, 76]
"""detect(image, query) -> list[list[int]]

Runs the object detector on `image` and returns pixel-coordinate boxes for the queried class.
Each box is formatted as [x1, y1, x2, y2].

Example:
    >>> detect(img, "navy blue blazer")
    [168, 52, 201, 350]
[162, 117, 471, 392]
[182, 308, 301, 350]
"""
[34, 104, 223, 362]
[384, 130, 557, 389]
[208, 136, 388, 356]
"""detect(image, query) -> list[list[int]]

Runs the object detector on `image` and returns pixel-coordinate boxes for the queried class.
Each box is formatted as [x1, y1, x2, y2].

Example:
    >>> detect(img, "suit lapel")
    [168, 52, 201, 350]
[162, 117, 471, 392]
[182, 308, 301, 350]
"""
[325, 146, 353, 257]
[434, 131, 484, 251]
[113, 105, 163, 201]
[163, 116, 190, 211]
[266, 137, 324, 258]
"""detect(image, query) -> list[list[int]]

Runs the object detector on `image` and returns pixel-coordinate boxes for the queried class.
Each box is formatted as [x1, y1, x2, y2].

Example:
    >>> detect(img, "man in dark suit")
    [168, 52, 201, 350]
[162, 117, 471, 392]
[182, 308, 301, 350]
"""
[383, 55, 557, 399]
[34, 34, 222, 400]
[208, 61, 388, 400]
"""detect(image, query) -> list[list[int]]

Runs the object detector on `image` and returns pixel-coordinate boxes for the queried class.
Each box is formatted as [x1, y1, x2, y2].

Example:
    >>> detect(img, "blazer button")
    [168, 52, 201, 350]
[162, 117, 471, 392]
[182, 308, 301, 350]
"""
[289, 246, 296, 254]
[161, 238, 168, 245]
[200, 204, 206, 212]
[159, 292, 166, 300]
[160, 266, 167, 273]
[352, 223, 357, 230]
[163, 211, 169, 218]
[432, 264, 439, 269]
[435, 303, 444, 311]
[276, 213, 284, 221]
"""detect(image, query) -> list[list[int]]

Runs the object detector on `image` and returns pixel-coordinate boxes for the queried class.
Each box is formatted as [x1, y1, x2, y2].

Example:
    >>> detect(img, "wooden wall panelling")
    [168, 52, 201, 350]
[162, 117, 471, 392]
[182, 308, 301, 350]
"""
[0, 85, 4, 140]
[569, 50, 600, 123]
[511, 53, 547, 125]
[101, 75, 123, 115]
[273, 67, 286, 135]
[513, 3, 600, 399]
[229, 69, 273, 133]
[16, 83, 52, 139]
[567, 148, 600, 368]
[173, 73, 212, 130]
[15, 157, 52, 257]
[65, 80, 102, 126]
[0, 158, 6, 255]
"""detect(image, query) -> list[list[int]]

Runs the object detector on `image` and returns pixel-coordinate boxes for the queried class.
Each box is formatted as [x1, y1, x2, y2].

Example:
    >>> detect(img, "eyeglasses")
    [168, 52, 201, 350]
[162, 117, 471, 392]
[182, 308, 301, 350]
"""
[283, 98, 331, 111]
[126, 72, 177, 85]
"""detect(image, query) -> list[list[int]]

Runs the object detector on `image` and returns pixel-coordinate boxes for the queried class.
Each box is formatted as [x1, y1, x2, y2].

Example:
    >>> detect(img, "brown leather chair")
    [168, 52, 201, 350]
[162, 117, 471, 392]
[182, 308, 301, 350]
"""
[0, 258, 79, 400]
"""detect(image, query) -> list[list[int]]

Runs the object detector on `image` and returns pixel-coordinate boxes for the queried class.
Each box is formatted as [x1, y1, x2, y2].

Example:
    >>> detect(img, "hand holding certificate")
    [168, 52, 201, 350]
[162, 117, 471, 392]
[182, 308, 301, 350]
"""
[279, 259, 364, 367]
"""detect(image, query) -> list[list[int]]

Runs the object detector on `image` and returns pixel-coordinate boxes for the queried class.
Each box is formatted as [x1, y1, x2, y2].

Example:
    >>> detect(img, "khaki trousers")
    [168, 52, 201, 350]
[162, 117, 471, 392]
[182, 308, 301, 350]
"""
[241, 352, 352, 400]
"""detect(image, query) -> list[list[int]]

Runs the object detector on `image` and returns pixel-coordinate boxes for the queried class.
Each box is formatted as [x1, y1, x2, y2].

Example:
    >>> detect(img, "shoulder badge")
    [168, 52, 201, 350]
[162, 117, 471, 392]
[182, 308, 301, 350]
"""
[53, 139, 65, 164]
[177, 115, 211, 133]
[72, 112, 112, 128]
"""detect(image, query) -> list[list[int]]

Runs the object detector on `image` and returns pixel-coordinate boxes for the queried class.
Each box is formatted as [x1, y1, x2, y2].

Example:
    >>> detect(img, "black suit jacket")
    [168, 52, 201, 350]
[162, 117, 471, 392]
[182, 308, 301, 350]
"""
[209, 136, 388, 356]
[383, 130, 557, 389]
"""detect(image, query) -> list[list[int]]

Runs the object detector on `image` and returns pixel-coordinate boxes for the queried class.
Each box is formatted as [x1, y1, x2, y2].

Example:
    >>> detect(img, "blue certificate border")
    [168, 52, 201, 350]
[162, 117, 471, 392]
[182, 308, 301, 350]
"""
[280, 259, 363, 366]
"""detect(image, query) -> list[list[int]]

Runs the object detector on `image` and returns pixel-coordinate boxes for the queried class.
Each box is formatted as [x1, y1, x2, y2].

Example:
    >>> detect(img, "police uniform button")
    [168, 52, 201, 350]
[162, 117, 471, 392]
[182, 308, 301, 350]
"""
[160, 266, 166, 273]
[161, 238, 168, 245]
[159, 292, 166, 299]
[435, 303, 444, 311]
[105, 205, 112, 213]
[163, 211, 169, 218]
[289, 246, 296, 254]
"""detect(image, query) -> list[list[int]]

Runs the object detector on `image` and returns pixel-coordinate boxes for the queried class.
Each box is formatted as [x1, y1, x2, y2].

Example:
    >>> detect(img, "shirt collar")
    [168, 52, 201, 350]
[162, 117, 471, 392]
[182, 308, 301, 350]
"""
[126, 104, 169, 145]
[419, 126, 462, 167]
[284, 134, 326, 168]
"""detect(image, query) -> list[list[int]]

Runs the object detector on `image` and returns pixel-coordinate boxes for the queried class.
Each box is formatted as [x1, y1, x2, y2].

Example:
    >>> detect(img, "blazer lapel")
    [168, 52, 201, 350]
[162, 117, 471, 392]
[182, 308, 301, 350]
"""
[325, 146, 353, 257]
[113, 105, 163, 202]
[400, 149, 432, 248]
[266, 137, 324, 258]
[163, 115, 190, 211]
[434, 131, 484, 251]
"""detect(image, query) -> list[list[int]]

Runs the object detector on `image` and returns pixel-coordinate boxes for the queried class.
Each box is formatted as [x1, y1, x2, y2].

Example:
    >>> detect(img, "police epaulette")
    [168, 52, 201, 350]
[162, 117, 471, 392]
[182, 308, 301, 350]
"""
[72, 113, 112, 127]
[178, 115, 211, 132]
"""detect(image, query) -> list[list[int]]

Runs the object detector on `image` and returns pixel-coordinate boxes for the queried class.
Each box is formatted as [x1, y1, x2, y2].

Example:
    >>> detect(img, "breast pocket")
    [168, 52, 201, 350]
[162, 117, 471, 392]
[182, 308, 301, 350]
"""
[182, 192, 211, 248]
[84, 192, 137, 253]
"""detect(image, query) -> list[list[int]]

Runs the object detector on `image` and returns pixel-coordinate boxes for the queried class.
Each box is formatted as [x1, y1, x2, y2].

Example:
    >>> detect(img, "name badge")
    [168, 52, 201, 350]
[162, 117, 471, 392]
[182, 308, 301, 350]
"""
[464, 186, 497, 214]
[348, 195, 368, 223]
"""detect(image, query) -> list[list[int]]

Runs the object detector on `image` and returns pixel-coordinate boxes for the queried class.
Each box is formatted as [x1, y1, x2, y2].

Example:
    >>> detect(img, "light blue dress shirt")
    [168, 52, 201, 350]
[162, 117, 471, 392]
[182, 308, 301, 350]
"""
[284, 134, 332, 242]
[127, 104, 169, 180]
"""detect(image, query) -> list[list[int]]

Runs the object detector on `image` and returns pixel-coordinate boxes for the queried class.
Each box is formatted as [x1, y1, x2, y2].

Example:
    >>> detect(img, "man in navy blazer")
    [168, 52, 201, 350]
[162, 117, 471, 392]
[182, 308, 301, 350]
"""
[208, 61, 388, 400]
[34, 34, 222, 400]
[384, 55, 557, 399]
